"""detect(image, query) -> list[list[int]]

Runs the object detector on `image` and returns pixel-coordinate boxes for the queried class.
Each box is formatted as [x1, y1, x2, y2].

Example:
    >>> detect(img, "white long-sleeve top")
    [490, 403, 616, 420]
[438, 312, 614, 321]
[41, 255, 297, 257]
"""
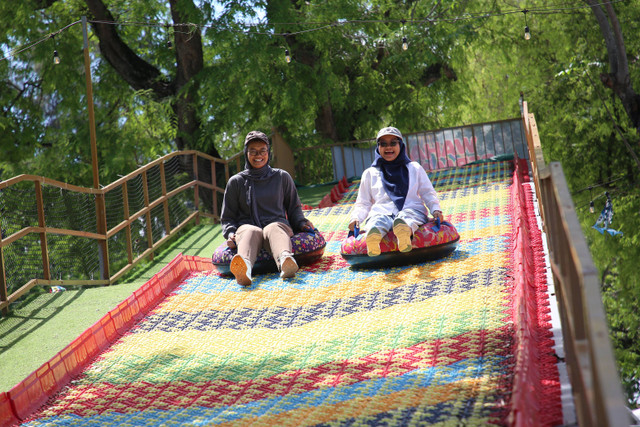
[350, 162, 441, 224]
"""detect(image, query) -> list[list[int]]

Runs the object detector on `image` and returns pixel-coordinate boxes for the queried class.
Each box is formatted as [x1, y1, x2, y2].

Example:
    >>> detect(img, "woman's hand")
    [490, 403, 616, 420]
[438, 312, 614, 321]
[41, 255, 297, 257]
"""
[348, 220, 359, 231]
[301, 220, 315, 232]
[432, 210, 444, 222]
[226, 233, 237, 249]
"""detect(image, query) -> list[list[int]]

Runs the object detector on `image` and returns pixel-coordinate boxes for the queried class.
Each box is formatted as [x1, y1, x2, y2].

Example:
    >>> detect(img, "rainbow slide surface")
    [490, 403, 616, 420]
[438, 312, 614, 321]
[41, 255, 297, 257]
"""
[16, 161, 562, 426]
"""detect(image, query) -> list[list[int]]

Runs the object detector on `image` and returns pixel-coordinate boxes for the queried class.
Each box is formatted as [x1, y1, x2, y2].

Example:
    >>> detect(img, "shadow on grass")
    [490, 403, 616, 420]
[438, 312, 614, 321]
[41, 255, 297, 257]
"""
[0, 223, 223, 358]
[0, 289, 85, 355]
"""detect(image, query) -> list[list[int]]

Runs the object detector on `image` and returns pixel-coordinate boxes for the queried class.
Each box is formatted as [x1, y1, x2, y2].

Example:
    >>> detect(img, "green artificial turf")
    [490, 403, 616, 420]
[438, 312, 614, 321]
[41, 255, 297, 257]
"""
[0, 223, 225, 392]
[296, 183, 336, 207]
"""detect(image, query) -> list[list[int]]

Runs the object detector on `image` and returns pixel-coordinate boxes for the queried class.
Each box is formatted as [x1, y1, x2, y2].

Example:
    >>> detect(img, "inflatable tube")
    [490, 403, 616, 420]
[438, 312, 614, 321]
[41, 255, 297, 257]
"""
[340, 219, 459, 269]
[212, 230, 326, 276]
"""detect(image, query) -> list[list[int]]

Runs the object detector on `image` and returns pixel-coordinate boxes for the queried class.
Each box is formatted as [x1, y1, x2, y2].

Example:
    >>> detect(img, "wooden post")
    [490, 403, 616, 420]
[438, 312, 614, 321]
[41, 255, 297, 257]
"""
[0, 228, 7, 316]
[160, 162, 171, 236]
[192, 153, 200, 225]
[35, 181, 50, 281]
[211, 159, 218, 220]
[142, 170, 154, 260]
[82, 16, 109, 280]
[122, 182, 133, 264]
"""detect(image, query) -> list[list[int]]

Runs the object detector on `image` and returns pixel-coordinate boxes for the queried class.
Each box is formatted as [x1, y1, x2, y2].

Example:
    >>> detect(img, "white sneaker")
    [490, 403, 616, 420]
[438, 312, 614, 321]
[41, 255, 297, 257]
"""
[279, 253, 298, 279]
[393, 219, 413, 253]
[365, 227, 382, 257]
[230, 254, 252, 286]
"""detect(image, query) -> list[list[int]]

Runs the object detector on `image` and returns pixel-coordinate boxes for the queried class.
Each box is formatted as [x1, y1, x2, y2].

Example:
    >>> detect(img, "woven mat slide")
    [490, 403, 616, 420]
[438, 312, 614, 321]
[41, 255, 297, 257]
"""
[12, 161, 562, 427]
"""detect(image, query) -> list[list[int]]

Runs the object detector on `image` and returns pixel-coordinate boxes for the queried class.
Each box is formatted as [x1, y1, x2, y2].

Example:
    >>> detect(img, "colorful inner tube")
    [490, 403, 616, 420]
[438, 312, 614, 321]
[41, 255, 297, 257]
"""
[340, 219, 460, 269]
[212, 230, 326, 276]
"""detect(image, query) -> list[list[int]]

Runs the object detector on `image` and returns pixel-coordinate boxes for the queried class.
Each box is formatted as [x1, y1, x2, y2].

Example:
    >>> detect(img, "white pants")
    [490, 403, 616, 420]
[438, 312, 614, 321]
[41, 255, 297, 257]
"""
[362, 208, 428, 235]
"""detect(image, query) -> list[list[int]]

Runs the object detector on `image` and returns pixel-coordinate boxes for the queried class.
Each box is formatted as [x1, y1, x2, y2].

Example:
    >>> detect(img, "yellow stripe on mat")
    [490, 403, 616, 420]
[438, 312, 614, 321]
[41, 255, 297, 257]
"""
[103, 283, 507, 361]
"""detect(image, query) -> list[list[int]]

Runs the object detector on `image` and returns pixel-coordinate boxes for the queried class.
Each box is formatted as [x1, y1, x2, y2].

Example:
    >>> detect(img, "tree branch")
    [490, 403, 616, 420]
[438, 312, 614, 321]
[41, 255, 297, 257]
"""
[585, 0, 640, 134]
[84, 0, 174, 98]
[604, 2, 629, 85]
[584, 0, 618, 75]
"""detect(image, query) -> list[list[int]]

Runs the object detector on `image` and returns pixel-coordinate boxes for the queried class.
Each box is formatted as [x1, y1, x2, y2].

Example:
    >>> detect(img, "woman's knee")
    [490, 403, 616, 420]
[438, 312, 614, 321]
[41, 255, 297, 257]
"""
[397, 209, 428, 230]
[263, 221, 293, 238]
[236, 224, 263, 244]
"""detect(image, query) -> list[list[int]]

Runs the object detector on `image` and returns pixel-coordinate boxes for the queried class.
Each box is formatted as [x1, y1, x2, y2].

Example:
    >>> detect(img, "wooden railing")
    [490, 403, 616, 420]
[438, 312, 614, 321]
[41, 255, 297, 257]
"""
[521, 102, 629, 426]
[0, 150, 243, 315]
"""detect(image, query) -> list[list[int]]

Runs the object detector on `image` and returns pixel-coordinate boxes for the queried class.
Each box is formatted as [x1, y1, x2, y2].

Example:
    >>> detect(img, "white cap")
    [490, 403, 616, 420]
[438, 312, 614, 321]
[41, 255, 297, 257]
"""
[376, 126, 403, 142]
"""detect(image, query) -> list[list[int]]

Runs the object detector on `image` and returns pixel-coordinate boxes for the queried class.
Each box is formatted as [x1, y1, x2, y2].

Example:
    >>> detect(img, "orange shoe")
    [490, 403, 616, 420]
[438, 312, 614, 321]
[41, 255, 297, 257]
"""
[230, 254, 252, 286]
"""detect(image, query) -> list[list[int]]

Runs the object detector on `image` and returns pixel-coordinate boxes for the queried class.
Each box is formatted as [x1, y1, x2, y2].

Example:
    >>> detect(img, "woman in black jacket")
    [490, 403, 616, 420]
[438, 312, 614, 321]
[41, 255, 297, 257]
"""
[221, 131, 314, 286]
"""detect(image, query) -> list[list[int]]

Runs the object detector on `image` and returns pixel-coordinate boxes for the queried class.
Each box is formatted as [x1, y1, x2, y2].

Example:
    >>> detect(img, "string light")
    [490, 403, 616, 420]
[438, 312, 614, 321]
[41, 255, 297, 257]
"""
[51, 34, 61, 64]
[165, 24, 173, 49]
[285, 49, 291, 63]
[589, 200, 595, 213]
[523, 10, 531, 40]
[0, 1, 628, 63]
[401, 19, 408, 51]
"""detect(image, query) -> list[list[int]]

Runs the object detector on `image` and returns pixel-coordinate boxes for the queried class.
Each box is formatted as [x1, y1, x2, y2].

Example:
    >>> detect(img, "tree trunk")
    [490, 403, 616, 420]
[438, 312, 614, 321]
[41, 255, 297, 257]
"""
[585, 0, 640, 135]
[84, 0, 174, 98]
[83, 0, 220, 158]
[168, 0, 207, 153]
[315, 101, 339, 142]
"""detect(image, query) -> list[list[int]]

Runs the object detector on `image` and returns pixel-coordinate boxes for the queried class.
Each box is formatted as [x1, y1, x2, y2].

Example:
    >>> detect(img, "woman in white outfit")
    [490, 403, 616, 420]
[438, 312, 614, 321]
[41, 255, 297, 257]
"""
[348, 126, 444, 256]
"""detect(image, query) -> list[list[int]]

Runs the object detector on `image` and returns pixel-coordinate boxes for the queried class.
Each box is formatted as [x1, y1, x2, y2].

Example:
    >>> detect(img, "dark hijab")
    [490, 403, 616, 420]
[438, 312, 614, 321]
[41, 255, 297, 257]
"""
[371, 129, 411, 211]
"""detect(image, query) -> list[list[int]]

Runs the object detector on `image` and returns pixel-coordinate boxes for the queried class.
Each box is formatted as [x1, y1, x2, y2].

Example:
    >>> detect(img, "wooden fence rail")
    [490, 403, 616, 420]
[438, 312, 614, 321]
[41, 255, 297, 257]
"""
[0, 150, 242, 315]
[522, 102, 629, 426]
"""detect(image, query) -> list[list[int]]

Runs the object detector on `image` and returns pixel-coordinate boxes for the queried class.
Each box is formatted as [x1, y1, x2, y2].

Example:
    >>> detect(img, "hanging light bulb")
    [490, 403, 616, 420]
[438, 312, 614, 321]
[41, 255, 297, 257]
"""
[589, 201, 595, 214]
[401, 19, 408, 50]
[165, 24, 173, 49]
[285, 49, 291, 63]
[50, 33, 60, 64]
[523, 10, 531, 40]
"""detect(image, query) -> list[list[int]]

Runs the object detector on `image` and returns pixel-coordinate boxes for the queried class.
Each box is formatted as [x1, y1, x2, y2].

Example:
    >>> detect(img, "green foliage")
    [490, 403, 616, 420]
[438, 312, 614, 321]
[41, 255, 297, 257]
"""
[0, 0, 175, 186]
[517, 2, 640, 406]
[581, 193, 640, 405]
[431, 0, 640, 406]
[198, 0, 477, 154]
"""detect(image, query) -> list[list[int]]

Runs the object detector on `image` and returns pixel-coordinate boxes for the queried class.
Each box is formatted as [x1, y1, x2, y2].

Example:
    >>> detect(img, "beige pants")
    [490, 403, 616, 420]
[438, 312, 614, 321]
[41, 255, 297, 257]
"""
[235, 222, 294, 269]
